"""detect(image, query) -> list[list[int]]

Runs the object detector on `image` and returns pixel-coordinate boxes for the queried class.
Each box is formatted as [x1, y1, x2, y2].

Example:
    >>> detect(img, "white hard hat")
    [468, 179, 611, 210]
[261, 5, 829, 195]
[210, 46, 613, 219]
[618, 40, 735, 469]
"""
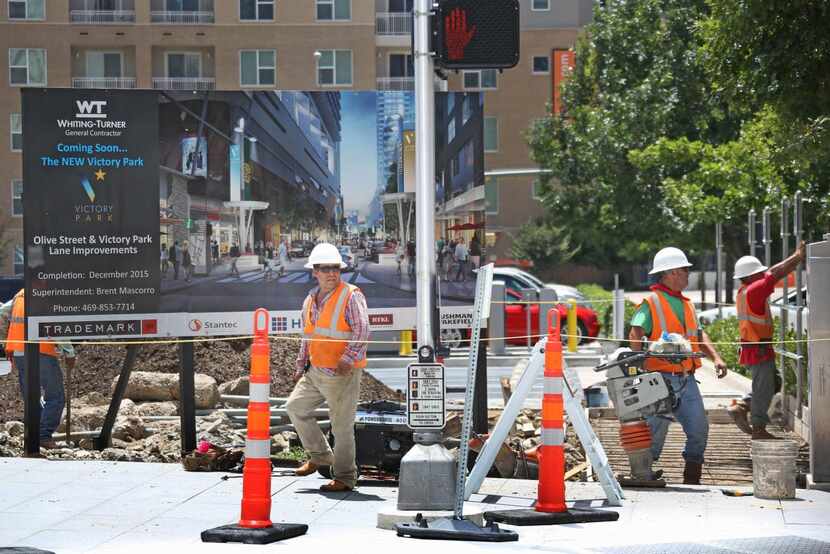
[733, 255, 767, 280]
[305, 242, 346, 269]
[649, 246, 692, 275]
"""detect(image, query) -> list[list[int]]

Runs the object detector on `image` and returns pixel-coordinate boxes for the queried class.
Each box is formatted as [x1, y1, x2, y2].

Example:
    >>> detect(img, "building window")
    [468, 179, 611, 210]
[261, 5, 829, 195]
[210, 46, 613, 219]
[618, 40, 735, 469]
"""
[9, 48, 46, 86]
[388, 0, 412, 12]
[532, 0, 550, 10]
[14, 245, 24, 276]
[12, 179, 23, 217]
[389, 53, 413, 78]
[86, 51, 122, 78]
[447, 117, 455, 143]
[166, 52, 201, 78]
[240, 50, 276, 86]
[10, 113, 22, 152]
[484, 116, 498, 152]
[462, 69, 496, 90]
[316, 49, 352, 86]
[532, 55, 550, 74]
[9, 0, 44, 20]
[316, 0, 350, 21]
[485, 176, 499, 215]
[240, 0, 274, 20]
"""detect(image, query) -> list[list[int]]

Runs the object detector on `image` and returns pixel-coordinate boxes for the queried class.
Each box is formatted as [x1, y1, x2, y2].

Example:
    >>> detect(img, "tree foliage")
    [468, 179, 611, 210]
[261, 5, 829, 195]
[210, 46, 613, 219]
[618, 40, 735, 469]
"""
[528, 0, 830, 269]
[511, 218, 580, 274]
[528, 0, 738, 267]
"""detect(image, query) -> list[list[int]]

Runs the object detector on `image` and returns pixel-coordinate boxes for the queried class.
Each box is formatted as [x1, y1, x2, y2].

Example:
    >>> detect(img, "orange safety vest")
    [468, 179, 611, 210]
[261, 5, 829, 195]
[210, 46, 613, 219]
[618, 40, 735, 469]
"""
[304, 282, 367, 370]
[640, 292, 702, 374]
[5, 290, 57, 357]
[736, 285, 774, 342]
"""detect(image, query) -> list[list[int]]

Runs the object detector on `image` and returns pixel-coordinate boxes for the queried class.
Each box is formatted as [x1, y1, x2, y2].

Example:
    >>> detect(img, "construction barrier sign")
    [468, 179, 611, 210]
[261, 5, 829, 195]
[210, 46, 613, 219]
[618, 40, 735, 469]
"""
[21, 89, 487, 339]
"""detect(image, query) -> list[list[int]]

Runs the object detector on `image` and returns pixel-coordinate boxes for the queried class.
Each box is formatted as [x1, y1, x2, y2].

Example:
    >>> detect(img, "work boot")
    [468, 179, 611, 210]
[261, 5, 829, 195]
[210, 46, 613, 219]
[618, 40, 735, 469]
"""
[295, 461, 319, 476]
[682, 461, 703, 485]
[751, 426, 780, 440]
[727, 400, 752, 435]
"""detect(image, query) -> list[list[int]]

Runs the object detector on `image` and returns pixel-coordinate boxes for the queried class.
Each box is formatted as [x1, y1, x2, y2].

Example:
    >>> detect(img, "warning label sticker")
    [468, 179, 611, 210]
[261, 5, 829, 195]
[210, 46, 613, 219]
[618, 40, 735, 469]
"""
[407, 363, 445, 429]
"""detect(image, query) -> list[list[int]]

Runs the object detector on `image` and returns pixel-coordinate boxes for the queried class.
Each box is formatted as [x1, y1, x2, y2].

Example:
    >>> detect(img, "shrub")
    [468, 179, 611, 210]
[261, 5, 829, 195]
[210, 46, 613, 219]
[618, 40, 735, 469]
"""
[575, 283, 637, 339]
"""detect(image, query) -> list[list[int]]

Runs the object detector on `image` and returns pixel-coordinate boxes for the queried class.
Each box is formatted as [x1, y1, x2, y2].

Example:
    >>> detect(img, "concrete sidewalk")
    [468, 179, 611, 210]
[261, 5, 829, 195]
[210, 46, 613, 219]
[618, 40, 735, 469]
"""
[1, 457, 829, 553]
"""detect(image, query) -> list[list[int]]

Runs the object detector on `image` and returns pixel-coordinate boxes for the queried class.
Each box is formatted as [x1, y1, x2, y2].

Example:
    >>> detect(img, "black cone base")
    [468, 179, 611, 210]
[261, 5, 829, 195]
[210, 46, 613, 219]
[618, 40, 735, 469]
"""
[484, 507, 619, 526]
[201, 523, 308, 544]
[396, 516, 518, 542]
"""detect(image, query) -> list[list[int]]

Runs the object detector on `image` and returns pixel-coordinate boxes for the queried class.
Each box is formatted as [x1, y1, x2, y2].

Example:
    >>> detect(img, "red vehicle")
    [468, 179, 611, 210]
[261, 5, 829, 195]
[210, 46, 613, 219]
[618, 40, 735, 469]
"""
[437, 287, 600, 348]
[502, 287, 600, 345]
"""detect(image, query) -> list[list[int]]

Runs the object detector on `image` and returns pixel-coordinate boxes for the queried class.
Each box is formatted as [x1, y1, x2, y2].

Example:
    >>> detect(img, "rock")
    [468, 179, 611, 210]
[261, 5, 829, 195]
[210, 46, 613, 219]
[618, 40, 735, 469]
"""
[522, 438, 537, 451]
[112, 416, 148, 442]
[101, 448, 130, 461]
[519, 422, 535, 437]
[4, 421, 24, 436]
[218, 376, 250, 397]
[57, 399, 136, 433]
[116, 371, 219, 409]
[136, 401, 178, 417]
[271, 433, 289, 454]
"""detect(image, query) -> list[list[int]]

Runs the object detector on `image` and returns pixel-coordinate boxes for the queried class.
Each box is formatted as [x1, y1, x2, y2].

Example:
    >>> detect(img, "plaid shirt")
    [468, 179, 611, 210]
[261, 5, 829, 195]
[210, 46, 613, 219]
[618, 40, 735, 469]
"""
[296, 284, 370, 376]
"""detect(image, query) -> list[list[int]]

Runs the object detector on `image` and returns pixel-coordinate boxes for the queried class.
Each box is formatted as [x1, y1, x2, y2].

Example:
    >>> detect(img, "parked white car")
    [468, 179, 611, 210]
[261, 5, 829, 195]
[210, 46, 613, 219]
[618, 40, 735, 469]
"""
[491, 267, 587, 303]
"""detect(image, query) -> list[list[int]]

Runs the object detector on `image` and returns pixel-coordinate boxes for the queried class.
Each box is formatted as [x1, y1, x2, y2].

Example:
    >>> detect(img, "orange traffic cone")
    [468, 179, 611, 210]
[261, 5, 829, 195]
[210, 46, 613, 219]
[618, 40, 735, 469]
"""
[202, 309, 308, 544]
[483, 310, 619, 526]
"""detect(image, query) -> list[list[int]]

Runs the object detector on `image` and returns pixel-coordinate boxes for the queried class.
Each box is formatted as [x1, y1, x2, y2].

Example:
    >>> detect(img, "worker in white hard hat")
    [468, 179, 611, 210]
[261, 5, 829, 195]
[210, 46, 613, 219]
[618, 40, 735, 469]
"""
[728, 241, 806, 440]
[286, 242, 369, 492]
[629, 246, 728, 485]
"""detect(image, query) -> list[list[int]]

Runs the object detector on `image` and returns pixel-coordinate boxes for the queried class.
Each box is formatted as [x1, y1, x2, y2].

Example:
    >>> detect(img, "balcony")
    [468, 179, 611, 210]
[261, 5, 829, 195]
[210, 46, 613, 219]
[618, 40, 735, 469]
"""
[151, 10, 213, 23]
[152, 77, 215, 90]
[377, 77, 414, 91]
[72, 77, 136, 89]
[70, 9, 135, 23]
[376, 12, 411, 35]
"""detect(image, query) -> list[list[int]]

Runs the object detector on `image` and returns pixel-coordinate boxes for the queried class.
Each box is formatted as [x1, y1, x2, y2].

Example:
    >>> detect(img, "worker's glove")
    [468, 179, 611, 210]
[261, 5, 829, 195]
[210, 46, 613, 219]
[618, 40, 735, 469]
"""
[714, 361, 728, 379]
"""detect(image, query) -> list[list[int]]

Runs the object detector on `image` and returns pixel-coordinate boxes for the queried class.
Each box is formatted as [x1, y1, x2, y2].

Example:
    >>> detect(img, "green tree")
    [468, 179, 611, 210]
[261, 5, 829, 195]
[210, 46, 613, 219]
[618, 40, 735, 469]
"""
[527, 0, 739, 267]
[629, 0, 830, 256]
[511, 218, 580, 274]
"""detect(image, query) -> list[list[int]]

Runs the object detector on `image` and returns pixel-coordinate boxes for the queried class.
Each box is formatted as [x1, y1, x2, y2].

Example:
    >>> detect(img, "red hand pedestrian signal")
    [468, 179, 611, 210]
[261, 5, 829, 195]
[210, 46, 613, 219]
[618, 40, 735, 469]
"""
[444, 7, 476, 61]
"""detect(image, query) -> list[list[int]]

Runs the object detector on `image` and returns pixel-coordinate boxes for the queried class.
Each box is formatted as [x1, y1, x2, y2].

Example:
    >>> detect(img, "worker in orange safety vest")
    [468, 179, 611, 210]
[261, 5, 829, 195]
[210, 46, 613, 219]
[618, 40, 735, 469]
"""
[629, 247, 728, 485]
[3, 289, 76, 449]
[286, 243, 369, 493]
[728, 241, 805, 439]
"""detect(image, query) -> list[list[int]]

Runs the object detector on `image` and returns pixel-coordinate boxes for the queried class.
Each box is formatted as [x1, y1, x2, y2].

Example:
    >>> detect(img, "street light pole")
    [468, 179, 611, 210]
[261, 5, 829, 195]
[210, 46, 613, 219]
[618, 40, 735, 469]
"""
[414, 0, 436, 353]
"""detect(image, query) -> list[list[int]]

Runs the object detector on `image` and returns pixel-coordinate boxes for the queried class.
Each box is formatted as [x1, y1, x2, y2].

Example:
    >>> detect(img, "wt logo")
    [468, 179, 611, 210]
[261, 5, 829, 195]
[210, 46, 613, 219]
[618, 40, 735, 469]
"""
[75, 100, 107, 119]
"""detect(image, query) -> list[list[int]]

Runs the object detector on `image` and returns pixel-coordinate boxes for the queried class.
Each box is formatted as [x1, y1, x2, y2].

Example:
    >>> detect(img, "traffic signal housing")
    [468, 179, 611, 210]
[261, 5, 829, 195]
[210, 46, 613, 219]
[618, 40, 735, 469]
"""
[435, 0, 520, 70]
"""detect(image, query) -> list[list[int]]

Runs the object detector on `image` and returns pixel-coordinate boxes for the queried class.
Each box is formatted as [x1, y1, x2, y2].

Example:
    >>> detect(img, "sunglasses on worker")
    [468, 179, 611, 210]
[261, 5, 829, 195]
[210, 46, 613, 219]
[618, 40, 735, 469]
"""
[314, 265, 341, 274]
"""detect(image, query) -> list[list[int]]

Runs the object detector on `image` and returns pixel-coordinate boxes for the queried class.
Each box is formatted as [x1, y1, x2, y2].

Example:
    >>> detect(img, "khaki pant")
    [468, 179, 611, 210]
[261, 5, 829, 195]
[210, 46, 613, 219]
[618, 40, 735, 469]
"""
[286, 366, 362, 488]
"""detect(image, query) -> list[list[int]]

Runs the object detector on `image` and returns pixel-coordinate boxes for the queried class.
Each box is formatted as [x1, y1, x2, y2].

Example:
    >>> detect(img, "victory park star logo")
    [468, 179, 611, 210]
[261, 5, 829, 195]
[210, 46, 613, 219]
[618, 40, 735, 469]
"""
[74, 170, 113, 224]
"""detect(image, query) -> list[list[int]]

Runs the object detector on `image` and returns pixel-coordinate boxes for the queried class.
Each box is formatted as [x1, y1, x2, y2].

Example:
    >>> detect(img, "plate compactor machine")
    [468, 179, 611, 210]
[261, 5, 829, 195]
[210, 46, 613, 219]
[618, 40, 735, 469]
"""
[594, 334, 704, 487]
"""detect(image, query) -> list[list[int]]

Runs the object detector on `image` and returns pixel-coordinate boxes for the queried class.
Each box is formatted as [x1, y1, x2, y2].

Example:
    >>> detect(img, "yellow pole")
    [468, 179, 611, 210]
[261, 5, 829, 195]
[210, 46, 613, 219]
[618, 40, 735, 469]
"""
[567, 299, 578, 353]
[399, 330, 413, 356]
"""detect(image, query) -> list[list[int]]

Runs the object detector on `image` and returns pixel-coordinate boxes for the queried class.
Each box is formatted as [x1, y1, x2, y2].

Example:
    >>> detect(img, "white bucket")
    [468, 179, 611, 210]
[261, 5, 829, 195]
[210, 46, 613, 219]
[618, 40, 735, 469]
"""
[0, 359, 11, 377]
[751, 439, 799, 499]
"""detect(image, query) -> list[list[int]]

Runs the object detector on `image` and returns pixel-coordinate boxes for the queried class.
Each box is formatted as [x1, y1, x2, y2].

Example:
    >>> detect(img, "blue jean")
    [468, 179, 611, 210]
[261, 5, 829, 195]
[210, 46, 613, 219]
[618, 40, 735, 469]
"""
[647, 373, 708, 464]
[13, 354, 65, 441]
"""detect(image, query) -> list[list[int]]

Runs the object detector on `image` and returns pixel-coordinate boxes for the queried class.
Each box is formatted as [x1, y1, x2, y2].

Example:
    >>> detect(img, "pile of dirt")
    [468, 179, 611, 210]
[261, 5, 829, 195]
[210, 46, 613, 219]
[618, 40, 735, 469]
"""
[0, 337, 402, 424]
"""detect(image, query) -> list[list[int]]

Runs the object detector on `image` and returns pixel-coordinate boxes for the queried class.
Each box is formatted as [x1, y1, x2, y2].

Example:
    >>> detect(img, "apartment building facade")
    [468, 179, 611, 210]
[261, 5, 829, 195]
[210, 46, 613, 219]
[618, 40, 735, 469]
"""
[1, 0, 592, 275]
